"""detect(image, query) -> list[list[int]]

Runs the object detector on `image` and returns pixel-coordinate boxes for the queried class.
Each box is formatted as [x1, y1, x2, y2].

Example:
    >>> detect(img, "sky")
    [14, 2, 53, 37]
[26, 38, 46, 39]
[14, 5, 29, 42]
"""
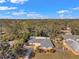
[0, 0, 79, 19]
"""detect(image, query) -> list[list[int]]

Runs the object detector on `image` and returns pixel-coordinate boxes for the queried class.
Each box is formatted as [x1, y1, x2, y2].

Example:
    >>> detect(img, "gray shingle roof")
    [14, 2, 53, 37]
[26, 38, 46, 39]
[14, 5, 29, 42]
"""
[62, 35, 79, 42]
[62, 35, 79, 52]
[66, 39, 79, 52]
[28, 37, 54, 48]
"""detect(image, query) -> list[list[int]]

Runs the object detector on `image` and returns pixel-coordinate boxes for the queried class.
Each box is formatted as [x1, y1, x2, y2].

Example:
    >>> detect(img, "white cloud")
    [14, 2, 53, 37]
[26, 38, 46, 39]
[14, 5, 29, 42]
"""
[10, 0, 28, 4]
[27, 12, 49, 19]
[27, 12, 41, 18]
[0, 0, 28, 4]
[0, 6, 17, 10]
[72, 7, 79, 10]
[12, 11, 27, 16]
[0, 0, 5, 3]
[59, 14, 64, 18]
[57, 9, 72, 18]
[11, 11, 49, 19]
[57, 6, 79, 18]
[57, 10, 70, 14]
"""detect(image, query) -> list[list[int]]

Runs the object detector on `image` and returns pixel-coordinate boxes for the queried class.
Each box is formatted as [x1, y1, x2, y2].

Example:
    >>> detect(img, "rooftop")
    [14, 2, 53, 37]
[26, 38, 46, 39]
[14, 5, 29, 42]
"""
[62, 35, 79, 43]
[28, 36, 54, 48]
[30, 36, 50, 40]
[62, 35, 79, 53]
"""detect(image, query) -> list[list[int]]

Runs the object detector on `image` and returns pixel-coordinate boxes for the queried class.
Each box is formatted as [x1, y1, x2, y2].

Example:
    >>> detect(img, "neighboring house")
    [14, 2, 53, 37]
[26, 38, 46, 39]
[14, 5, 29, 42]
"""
[28, 36, 54, 51]
[8, 40, 17, 47]
[60, 26, 72, 35]
[0, 41, 17, 59]
[24, 48, 34, 59]
[0, 28, 6, 35]
[0, 40, 34, 59]
[0, 41, 10, 49]
[8, 40, 20, 47]
[62, 35, 79, 55]
[17, 48, 34, 59]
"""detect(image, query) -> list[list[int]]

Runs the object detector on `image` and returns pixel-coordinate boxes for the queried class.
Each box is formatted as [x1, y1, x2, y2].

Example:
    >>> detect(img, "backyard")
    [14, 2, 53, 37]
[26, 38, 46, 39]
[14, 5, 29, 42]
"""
[32, 50, 79, 59]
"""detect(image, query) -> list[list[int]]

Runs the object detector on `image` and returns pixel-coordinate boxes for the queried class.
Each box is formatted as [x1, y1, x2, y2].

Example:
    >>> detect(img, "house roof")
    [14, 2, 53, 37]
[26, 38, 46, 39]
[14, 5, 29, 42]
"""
[62, 35, 79, 42]
[30, 36, 50, 40]
[17, 48, 33, 59]
[66, 40, 79, 52]
[28, 36, 54, 48]
[62, 35, 79, 52]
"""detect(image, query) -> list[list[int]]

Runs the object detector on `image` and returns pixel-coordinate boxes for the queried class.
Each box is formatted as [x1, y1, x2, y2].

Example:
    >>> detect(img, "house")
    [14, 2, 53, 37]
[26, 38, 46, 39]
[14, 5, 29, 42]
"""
[28, 36, 55, 51]
[62, 35, 79, 55]
[60, 26, 72, 35]
[17, 48, 34, 59]
[0, 41, 18, 59]
[8, 40, 19, 47]
[24, 48, 34, 59]
[0, 40, 10, 50]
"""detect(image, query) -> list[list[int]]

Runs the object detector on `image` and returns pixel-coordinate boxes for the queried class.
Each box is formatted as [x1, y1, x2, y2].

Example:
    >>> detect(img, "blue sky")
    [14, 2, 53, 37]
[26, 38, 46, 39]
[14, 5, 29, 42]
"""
[0, 0, 79, 19]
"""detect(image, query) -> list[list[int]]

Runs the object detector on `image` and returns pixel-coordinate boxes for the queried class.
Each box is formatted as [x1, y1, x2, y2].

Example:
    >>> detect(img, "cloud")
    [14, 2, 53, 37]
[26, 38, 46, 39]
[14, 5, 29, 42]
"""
[0, 0, 5, 3]
[26, 12, 49, 19]
[27, 12, 42, 18]
[57, 9, 72, 18]
[57, 10, 70, 14]
[10, 0, 28, 4]
[72, 7, 79, 10]
[57, 6, 79, 14]
[12, 11, 27, 16]
[11, 11, 49, 19]
[58, 14, 64, 18]
[0, 0, 28, 4]
[0, 6, 17, 10]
